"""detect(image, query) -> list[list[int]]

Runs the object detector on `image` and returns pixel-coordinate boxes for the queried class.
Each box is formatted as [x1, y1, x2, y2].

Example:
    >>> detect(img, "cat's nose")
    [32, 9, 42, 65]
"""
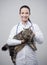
[27, 35, 30, 37]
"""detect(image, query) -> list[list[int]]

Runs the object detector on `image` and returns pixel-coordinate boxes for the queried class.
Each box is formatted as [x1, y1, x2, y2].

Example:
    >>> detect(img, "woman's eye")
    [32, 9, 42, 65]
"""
[21, 12, 24, 14]
[26, 12, 28, 14]
[21, 12, 29, 14]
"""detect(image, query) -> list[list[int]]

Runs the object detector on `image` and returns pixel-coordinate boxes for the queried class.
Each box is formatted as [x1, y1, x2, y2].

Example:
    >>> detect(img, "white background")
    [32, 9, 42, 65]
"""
[0, 0, 47, 65]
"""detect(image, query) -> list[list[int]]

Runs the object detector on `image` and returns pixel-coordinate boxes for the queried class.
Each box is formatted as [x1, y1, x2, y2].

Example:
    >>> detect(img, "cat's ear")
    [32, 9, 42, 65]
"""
[29, 26, 31, 30]
[20, 31, 23, 34]
[20, 30, 24, 34]
[29, 26, 33, 32]
[29, 26, 31, 29]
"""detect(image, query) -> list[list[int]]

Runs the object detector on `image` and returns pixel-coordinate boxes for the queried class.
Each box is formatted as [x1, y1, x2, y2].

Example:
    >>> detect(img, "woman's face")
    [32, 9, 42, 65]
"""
[19, 8, 30, 22]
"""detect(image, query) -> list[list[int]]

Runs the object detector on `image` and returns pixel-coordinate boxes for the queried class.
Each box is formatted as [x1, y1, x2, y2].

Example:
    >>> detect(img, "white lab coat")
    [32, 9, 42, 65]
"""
[7, 21, 44, 65]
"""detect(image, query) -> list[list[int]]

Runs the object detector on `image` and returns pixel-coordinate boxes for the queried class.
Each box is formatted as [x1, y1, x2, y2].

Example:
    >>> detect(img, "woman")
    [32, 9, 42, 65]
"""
[7, 5, 44, 65]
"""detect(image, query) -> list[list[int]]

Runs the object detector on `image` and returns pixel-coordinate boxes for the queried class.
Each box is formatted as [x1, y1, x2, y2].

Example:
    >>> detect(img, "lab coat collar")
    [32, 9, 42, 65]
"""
[19, 21, 32, 29]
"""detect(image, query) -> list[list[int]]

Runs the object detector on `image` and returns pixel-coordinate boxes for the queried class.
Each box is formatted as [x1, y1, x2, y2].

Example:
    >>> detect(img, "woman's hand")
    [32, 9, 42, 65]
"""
[21, 40, 25, 44]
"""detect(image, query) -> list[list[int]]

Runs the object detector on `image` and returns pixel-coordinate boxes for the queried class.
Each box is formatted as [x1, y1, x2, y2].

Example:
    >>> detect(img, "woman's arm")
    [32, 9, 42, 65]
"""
[7, 25, 22, 46]
[32, 24, 44, 44]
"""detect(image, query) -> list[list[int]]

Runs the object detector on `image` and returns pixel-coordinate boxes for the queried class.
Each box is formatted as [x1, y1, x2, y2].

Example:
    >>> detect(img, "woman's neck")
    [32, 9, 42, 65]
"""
[21, 20, 28, 25]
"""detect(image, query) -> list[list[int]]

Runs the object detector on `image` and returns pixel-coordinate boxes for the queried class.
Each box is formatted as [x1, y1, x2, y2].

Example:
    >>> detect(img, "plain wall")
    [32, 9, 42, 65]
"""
[0, 0, 47, 65]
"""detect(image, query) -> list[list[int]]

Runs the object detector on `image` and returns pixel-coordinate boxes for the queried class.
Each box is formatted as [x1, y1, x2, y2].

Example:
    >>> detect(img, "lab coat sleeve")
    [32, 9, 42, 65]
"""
[7, 25, 22, 46]
[33, 24, 44, 44]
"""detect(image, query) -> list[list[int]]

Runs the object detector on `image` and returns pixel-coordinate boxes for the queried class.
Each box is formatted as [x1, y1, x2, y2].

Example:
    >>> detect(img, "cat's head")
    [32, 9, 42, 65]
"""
[22, 27, 33, 40]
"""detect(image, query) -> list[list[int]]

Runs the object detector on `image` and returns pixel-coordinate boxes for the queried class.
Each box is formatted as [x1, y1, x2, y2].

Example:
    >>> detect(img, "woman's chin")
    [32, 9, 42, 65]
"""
[22, 19, 28, 22]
